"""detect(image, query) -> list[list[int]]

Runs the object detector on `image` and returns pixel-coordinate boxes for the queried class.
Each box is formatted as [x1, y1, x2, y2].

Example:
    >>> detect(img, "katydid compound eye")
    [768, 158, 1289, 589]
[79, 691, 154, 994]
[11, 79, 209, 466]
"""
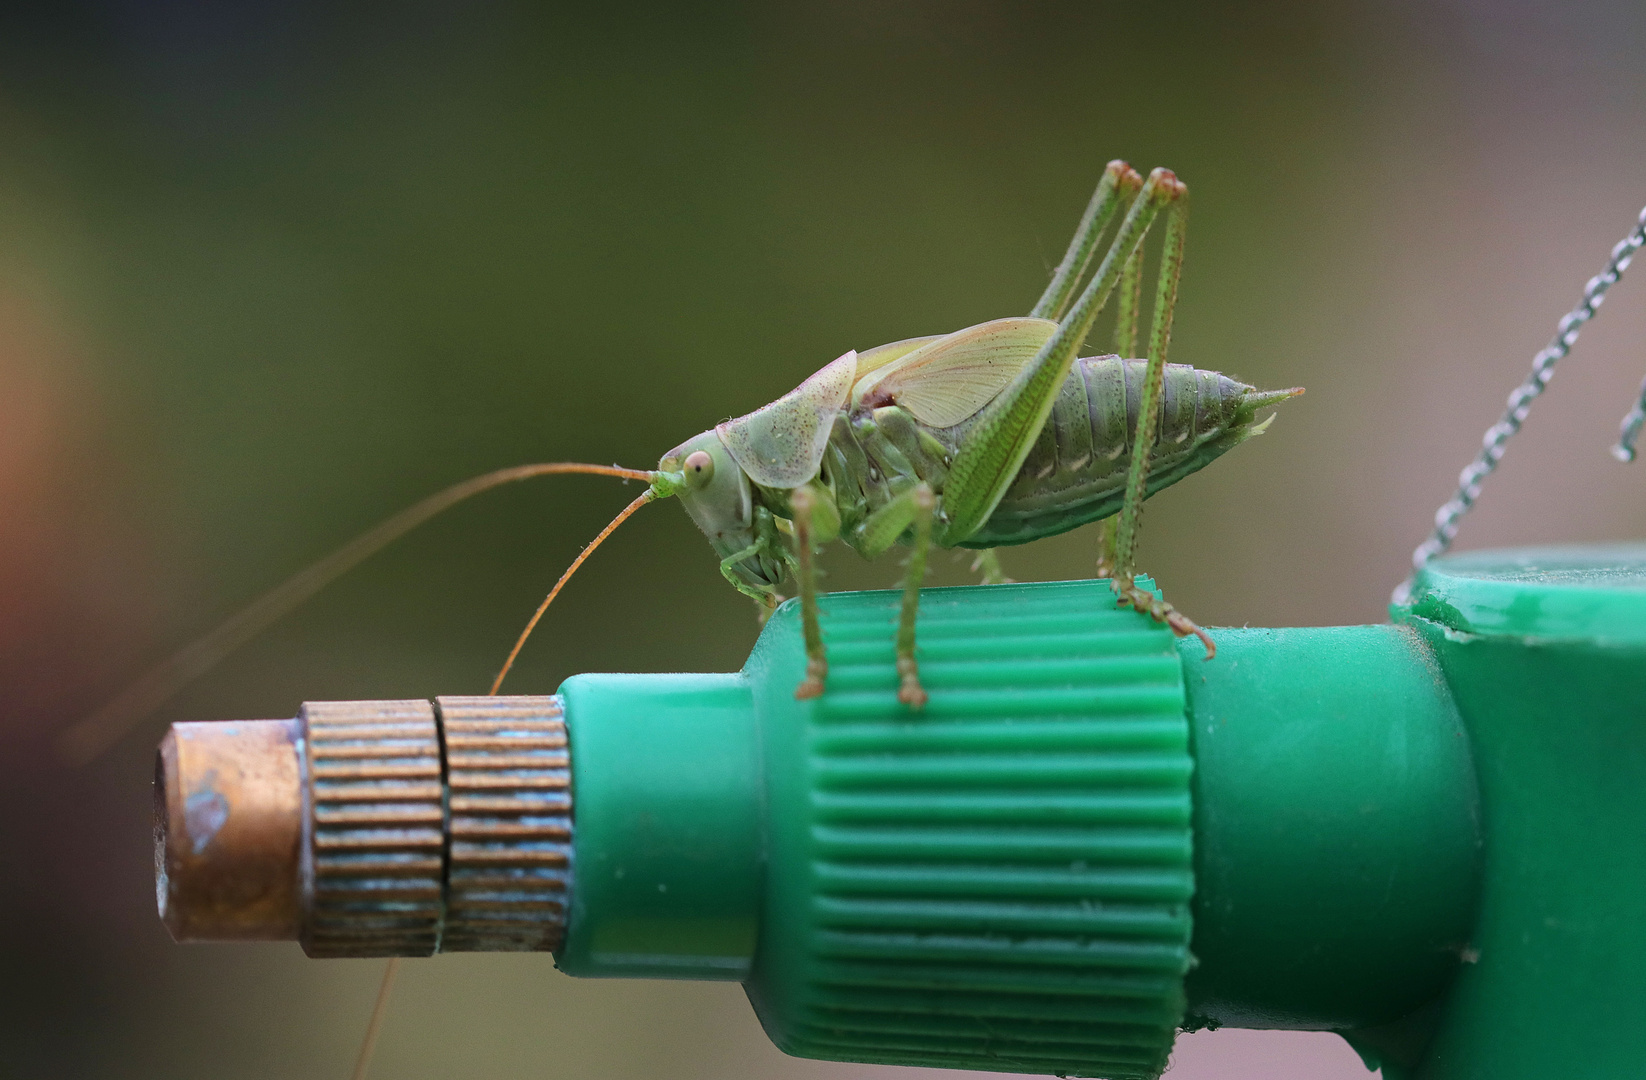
[684, 450, 715, 487]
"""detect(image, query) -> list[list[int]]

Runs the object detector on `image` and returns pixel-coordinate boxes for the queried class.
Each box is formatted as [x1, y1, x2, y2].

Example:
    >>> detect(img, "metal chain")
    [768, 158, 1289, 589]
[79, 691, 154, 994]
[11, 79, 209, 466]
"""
[1396, 203, 1646, 604]
[1615, 373, 1646, 462]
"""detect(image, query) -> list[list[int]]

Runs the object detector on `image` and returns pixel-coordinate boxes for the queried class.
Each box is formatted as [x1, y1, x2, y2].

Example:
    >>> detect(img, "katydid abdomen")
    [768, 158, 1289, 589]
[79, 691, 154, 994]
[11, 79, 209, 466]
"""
[824, 356, 1291, 552]
[959, 357, 1295, 546]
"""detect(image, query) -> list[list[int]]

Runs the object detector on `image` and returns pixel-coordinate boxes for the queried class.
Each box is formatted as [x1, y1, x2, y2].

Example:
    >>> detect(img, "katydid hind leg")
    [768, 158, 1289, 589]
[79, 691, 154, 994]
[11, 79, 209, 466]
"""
[1112, 244, 1144, 359]
[1110, 172, 1187, 580]
[1031, 160, 1143, 322]
[896, 484, 937, 708]
[790, 487, 829, 699]
[1102, 173, 1216, 657]
[941, 169, 1179, 547]
[1094, 517, 1118, 579]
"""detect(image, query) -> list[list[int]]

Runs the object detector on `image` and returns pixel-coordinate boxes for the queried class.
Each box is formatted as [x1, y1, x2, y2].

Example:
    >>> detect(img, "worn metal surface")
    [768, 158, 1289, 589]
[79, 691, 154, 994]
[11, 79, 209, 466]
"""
[154, 718, 304, 941]
[438, 696, 572, 952]
[301, 699, 446, 958]
[152, 696, 575, 956]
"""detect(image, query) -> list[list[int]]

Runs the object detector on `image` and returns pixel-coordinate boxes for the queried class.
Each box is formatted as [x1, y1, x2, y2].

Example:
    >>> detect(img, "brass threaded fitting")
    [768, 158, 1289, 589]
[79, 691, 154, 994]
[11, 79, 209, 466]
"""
[153, 696, 573, 957]
[439, 695, 571, 952]
[303, 699, 445, 958]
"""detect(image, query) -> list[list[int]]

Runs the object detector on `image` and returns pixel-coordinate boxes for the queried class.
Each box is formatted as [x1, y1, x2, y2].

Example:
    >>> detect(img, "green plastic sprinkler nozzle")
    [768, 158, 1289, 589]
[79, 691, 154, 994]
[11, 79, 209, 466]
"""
[154, 544, 1646, 1080]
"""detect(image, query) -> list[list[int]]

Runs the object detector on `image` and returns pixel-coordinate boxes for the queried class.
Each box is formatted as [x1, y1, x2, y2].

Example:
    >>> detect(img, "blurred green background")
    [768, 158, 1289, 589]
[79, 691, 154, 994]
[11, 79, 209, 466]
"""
[1, 2, 1642, 1077]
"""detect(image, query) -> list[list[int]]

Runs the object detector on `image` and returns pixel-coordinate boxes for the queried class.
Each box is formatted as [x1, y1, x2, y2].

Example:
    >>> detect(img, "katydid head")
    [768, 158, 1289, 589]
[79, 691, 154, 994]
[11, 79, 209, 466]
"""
[653, 349, 861, 595]
[659, 429, 784, 590]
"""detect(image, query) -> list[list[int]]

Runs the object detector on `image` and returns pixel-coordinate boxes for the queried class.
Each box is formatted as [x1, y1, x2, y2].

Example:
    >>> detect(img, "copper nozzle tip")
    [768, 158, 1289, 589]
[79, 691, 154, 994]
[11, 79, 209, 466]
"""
[154, 719, 304, 943]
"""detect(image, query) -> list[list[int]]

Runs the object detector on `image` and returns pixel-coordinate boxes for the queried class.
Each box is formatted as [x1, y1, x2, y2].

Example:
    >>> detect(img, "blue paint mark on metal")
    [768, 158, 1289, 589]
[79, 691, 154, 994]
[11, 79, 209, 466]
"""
[185, 769, 229, 855]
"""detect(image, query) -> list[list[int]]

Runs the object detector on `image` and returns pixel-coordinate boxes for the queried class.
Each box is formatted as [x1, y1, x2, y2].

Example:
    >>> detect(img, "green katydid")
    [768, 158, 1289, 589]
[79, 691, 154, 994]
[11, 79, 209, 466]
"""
[60, 160, 1299, 761]
[639, 161, 1299, 705]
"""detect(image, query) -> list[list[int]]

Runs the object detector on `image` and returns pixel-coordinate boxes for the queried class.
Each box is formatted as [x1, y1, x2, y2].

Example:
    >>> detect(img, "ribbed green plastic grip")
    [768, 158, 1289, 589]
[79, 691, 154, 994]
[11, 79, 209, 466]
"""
[744, 580, 1193, 1079]
[547, 546, 1646, 1080]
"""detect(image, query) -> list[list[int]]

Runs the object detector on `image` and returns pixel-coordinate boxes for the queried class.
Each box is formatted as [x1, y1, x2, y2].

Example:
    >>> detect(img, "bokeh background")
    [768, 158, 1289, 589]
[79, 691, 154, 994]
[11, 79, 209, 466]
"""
[1, 2, 1643, 1077]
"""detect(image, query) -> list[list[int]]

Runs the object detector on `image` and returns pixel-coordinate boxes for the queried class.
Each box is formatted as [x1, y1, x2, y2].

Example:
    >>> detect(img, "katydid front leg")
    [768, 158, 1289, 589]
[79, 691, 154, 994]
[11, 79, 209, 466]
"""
[790, 486, 829, 699]
[1104, 172, 1216, 656]
[719, 544, 781, 609]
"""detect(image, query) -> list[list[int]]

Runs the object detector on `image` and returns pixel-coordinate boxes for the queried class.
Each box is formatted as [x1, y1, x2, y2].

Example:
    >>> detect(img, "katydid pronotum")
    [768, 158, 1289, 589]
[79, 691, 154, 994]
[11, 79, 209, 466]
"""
[65, 159, 1299, 747]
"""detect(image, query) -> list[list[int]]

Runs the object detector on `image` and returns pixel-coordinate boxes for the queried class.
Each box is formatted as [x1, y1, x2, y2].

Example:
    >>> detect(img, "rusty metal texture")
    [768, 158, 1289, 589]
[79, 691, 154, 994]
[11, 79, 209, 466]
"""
[152, 696, 576, 956]
[300, 699, 445, 958]
[437, 696, 572, 952]
[154, 719, 304, 941]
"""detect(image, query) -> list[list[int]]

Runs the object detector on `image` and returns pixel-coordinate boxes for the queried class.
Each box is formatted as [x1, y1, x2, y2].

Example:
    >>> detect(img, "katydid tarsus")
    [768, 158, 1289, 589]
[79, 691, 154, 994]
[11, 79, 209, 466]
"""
[65, 159, 1300, 743]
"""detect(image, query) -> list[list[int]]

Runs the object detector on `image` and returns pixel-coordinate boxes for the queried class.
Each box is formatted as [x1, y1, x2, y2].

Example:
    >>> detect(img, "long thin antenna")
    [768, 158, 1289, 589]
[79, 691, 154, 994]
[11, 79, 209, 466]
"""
[350, 958, 401, 1080]
[58, 462, 655, 763]
[348, 490, 656, 1080]
[1396, 203, 1646, 604]
[489, 490, 654, 695]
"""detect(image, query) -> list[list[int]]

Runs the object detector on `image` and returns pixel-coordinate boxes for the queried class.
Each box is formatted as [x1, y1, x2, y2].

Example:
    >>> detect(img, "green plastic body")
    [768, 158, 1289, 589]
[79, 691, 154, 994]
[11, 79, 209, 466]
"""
[1389, 546, 1646, 1080]
[552, 545, 1646, 1079]
[1181, 624, 1481, 1039]
[556, 673, 761, 980]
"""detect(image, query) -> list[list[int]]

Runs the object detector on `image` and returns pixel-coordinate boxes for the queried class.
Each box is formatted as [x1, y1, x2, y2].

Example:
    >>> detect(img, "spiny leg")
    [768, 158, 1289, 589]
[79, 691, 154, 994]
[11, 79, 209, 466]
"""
[1096, 234, 1134, 585]
[1094, 517, 1118, 579]
[1101, 241, 1143, 580]
[1101, 241, 1142, 597]
[1111, 173, 1187, 580]
[789, 486, 829, 699]
[1105, 172, 1216, 657]
[896, 484, 937, 708]
[1032, 161, 1144, 321]
[1112, 242, 1145, 359]
[751, 592, 781, 625]
[970, 548, 1012, 585]
[849, 482, 940, 706]
[940, 169, 1177, 545]
[719, 544, 781, 607]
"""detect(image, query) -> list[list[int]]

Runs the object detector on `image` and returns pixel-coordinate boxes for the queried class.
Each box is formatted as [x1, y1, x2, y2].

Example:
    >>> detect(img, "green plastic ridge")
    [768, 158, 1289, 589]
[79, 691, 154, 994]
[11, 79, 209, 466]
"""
[745, 579, 1194, 1079]
[1395, 543, 1646, 644]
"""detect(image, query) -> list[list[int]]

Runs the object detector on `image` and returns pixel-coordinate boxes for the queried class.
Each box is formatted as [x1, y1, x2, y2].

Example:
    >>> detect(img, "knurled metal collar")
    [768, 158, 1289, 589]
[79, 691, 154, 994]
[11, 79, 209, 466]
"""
[437, 696, 571, 952]
[301, 699, 446, 958]
[296, 695, 573, 958]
